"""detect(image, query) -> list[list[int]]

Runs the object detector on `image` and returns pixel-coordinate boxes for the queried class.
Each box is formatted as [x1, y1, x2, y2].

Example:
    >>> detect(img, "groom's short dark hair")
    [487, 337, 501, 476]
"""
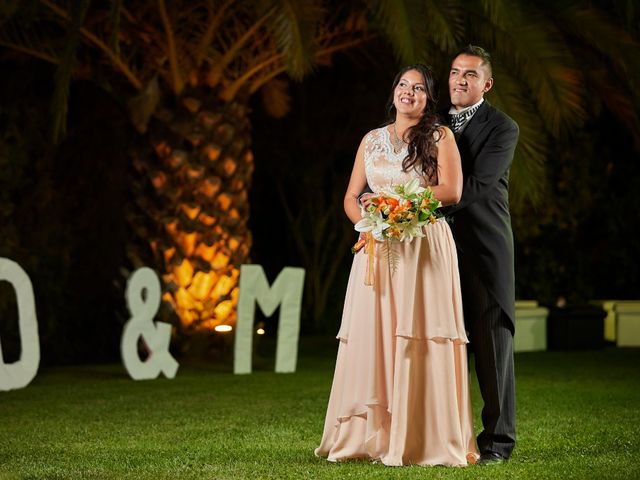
[455, 45, 492, 77]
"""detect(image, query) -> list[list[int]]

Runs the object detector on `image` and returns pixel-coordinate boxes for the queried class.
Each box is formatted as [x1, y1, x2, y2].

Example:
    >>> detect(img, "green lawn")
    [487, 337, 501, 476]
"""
[0, 337, 639, 479]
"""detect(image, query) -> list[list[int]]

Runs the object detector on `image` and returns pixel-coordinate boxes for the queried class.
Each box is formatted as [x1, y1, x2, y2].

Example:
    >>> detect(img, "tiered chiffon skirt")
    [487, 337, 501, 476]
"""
[315, 219, 478, 466]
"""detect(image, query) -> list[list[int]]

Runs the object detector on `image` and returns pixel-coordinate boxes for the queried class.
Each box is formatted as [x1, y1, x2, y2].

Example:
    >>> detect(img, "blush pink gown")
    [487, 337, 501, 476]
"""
[315, 127, 478, 466]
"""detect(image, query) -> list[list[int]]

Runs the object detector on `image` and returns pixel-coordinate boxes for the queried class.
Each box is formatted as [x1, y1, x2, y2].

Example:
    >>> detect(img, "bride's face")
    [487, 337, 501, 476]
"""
[393, 69, 428, 118]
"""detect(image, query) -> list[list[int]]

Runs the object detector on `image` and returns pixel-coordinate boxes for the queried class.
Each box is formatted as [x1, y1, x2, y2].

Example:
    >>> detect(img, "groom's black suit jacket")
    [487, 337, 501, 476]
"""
[443, 100, 519, 325]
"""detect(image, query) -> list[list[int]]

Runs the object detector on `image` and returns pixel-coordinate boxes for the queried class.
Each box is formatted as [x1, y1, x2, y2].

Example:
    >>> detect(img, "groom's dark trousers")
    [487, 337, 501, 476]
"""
[458, 250, 516, 458]
[444, 100, 519, 459]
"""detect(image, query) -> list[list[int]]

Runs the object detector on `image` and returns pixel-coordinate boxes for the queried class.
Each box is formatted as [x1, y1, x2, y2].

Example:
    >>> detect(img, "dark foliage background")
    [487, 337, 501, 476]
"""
[249, 46, 398, 334]
[0, 58, 131, 365]
[1, 40, 639, 364]
[514, 112, 640, 306]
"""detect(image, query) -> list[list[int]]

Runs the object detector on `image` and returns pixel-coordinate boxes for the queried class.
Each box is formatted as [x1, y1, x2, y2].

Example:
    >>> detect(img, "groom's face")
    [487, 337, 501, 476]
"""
[449, 54, 493, 111]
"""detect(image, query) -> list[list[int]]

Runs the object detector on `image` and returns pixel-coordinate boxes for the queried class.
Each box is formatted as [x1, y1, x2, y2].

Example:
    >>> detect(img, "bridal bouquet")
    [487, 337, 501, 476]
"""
[352, 178, 441, 253]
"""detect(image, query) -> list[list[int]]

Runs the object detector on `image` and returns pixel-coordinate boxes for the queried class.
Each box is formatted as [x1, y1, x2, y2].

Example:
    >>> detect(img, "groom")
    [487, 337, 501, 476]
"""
[443, 45, 519, 465]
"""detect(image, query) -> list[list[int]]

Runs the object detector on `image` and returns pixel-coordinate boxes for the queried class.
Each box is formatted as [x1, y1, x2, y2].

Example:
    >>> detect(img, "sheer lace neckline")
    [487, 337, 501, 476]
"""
[363, 127, 424, 194]
[383, 126, 408, 161]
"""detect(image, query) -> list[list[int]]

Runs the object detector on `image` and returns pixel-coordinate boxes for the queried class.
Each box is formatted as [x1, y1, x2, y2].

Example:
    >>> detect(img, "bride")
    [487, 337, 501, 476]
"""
[315, 64, 478, 466]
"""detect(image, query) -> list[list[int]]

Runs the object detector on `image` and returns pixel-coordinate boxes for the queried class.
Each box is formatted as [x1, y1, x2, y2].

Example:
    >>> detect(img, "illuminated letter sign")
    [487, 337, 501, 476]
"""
[0, 258, 40, 391]
[121, 267, 179, 380]
[234, 265, 305, 374]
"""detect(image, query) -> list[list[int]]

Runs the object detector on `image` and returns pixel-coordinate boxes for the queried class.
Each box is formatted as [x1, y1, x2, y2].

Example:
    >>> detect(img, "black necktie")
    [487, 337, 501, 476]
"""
[449, 104, 481, 132]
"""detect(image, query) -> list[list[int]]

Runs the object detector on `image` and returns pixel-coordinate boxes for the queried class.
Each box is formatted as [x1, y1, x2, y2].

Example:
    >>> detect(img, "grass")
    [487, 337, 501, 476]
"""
[0, 337, 639, 479]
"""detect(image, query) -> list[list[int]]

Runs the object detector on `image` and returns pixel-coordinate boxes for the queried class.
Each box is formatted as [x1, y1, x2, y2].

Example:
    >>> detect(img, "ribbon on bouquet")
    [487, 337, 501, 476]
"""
[364, 233, 375, 286]
[351, 233, 376, 286]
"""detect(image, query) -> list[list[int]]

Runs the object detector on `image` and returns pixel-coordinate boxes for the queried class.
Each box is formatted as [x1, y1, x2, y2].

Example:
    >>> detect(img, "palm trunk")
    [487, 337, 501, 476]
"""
[127, 87, 253, 349]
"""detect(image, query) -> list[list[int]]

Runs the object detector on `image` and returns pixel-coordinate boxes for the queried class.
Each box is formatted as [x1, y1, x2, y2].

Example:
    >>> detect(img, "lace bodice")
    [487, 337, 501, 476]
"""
[363, 126, 431, 194]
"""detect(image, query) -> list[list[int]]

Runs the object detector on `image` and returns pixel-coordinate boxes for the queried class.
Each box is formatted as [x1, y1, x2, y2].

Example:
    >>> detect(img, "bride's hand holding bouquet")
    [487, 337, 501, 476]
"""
[352, 178, 442, 253]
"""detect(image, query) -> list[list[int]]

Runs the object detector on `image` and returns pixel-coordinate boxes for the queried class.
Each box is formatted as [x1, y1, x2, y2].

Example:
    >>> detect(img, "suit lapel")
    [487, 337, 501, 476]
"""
[459, 100, 492, 148]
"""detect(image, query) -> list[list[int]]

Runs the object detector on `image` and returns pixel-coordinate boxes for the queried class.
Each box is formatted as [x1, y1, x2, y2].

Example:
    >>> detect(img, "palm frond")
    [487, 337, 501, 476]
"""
[108, 0, 121, 56]
[551, 4, 640, 101]
[225, 8, 371, 99]
[423, 0, 464, 54]
[196, 4, 274, 92]
[194, 0, 235, 67]
[245, 34, 369, 96]
[366, 0, 427, 64]
[470, 5, 587, 137]
[0, 19, 59, 64]
[39, 0, 143, 89]
[263, 0, 322, 80]
[489, 67, 549, 212]
[50, 0, 90, 144]
[157, 0, 184, 95]
[478, 0, 511, 26]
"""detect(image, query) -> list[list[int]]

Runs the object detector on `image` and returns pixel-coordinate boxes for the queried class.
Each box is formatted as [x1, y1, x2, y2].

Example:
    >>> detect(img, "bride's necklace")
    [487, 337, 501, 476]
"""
[392, 123, 406, 153]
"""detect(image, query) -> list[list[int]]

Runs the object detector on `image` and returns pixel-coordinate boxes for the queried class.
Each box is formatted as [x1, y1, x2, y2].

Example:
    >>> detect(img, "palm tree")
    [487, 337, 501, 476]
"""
[0, 1, 397, 345]
[1, 0, 638, 340]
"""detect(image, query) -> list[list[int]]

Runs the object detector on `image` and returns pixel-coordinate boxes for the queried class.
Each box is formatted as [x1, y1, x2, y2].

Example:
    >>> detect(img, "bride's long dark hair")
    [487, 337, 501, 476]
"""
[384, 64, 442, 183]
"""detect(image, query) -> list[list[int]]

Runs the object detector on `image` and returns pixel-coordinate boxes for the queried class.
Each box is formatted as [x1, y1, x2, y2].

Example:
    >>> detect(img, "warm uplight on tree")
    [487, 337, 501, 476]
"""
[161, 254, 240, 331]
[131, 96, 253, 339]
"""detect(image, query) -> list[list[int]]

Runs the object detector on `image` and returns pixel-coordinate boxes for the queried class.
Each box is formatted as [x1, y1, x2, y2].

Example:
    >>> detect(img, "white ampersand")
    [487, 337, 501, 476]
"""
[121, 267, 178, 380]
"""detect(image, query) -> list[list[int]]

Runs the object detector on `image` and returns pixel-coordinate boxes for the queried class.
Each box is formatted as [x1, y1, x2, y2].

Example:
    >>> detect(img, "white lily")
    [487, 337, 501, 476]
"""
[398, 177, 425, 196]
[399, 217, 426, 242]
[355, 212, 389, 242]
